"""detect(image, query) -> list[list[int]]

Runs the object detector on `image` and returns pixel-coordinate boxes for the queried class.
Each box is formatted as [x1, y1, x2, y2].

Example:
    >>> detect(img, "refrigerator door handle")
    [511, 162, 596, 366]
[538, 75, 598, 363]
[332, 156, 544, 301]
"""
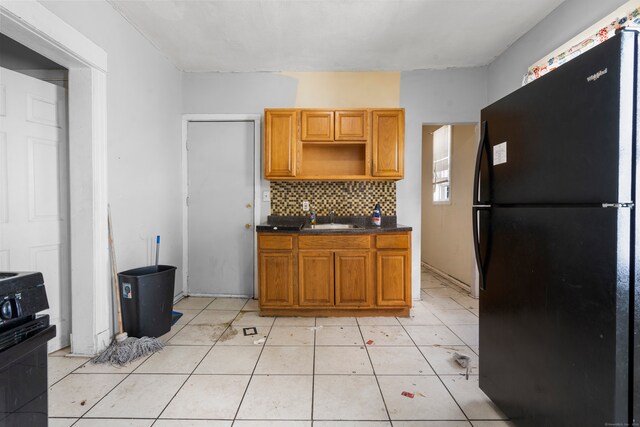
[473, 121, 490, 205]
[473, 206, 491, 291]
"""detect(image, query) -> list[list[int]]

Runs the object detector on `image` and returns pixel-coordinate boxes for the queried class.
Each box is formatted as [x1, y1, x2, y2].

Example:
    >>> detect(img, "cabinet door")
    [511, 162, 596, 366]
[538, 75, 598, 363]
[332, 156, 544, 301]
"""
[335, 251, 371, 307]
[259, 251, 294, 307]
[301, 110, 334, 141]
[376, 250, 410, 306]
[335, 110, 368, 141]
[265, 110, 296, 178]
[372, 110, 404, 177]
[299, 251, 334, 306]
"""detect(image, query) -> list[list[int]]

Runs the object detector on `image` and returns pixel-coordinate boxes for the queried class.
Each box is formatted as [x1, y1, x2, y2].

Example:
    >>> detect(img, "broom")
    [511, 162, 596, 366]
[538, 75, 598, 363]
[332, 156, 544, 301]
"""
[92, 205, 165, 366]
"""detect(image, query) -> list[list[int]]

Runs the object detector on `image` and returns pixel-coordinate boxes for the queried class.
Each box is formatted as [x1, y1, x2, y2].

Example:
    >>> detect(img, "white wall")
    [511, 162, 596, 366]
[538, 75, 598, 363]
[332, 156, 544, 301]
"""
[487, 0, 629, 103]
[183, 68, 488, 300]
[39, 0, 622, 317]
[41, 1, 184, 296]
[183, 72, 298, 222]
[399, 67, 488, 298]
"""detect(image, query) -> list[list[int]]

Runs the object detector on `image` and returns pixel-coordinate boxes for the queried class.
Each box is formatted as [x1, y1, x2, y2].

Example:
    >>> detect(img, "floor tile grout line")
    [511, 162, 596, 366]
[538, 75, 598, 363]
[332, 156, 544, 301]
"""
[153, 296, 254, 426]
[311, 316, 316, 425]
[48, 356, 91, 389]
[413, 276, 476, 422]
[149, 298, 214, 427]
[420, 274, 479, 350]
[51, 290, 486, 425]
[428, 307, 480, 327]
[356, 320, 393, 423]
[49, 319, 188, 389]
[155, 298, 238, 422]
[53, 301, 210, 424]
[396, 319, 443, 378]
[50, 298, 233, 425]
[67, 362, 140, 423]
[230, 315, 276, 422]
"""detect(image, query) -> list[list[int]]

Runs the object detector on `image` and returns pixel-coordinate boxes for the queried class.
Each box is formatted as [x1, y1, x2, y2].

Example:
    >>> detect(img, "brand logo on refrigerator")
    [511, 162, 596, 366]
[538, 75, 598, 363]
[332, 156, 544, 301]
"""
[586, 68, 607, 82]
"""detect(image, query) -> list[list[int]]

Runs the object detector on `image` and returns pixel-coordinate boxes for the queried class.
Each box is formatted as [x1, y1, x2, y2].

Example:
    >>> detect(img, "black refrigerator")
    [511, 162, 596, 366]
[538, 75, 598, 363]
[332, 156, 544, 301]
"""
[473, 29, 638, 426]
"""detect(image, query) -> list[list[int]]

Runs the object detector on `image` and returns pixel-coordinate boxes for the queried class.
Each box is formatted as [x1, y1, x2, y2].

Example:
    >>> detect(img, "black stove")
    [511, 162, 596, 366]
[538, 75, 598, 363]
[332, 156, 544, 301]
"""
[0, 272, 56, 427]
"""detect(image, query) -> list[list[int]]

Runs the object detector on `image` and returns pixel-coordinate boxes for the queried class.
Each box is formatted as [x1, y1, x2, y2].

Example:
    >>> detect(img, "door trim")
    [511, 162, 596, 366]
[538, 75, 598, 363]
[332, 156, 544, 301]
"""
[181, 114, 262, 298]
[1, 3, 110, 356]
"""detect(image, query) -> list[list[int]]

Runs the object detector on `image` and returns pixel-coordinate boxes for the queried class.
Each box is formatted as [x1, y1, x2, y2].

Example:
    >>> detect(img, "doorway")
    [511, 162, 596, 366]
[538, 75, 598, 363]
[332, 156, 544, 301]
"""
[183, 116, 261, 298]
[421, 123, 478, 295]
[0, 67, 70, 352]
[1, 2, 111, 356]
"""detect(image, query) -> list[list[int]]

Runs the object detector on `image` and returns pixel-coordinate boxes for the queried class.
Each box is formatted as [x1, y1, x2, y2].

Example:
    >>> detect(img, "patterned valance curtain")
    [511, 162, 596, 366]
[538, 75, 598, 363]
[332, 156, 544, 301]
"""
[524, 2, 640, 84]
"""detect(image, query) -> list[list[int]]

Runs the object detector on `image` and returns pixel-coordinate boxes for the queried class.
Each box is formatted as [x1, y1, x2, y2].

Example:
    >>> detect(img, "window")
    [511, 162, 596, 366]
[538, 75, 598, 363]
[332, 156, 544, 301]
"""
[432, 125, 451, 203]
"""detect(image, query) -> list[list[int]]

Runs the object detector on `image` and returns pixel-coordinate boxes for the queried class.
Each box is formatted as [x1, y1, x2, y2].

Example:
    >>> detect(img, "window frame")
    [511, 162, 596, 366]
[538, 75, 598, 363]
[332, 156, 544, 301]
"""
[432, 125, 452, 205]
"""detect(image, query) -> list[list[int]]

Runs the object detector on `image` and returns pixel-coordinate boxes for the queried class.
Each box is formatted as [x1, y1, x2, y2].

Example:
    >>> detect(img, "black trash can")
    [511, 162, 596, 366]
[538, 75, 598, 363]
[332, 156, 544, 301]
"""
[118, 265, 177, 338]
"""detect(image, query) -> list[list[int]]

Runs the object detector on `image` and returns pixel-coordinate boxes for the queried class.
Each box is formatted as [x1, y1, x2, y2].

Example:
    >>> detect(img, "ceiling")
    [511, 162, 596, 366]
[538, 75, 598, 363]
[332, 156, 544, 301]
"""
[108, 0, 566, 72]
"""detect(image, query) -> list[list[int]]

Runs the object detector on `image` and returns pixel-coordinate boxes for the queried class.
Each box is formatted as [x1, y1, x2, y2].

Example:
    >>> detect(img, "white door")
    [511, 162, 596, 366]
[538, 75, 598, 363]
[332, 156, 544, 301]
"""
[0, 67, 70, 352]
[187, 121, 255, 296]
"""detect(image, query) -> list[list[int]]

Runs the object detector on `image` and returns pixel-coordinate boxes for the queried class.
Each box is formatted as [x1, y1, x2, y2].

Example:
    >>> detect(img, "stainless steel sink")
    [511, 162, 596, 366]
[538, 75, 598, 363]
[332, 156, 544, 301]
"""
[307, 223, 361, 230]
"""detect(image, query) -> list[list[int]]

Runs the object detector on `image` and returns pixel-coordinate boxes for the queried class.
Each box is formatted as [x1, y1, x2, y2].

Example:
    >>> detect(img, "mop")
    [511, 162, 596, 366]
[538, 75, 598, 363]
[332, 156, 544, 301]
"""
[153, 234, 183, 326]
[92, 206, 164, 366]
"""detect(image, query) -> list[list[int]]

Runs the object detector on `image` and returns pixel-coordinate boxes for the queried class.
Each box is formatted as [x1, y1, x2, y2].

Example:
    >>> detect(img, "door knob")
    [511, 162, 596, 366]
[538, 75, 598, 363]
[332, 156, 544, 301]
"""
[246, 203, 252, 208]
[245, 224, 251, 229]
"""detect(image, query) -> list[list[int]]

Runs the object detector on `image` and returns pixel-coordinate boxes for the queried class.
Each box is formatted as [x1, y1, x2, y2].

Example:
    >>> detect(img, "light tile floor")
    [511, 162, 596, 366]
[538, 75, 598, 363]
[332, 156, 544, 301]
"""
[48, 270, 513, 426]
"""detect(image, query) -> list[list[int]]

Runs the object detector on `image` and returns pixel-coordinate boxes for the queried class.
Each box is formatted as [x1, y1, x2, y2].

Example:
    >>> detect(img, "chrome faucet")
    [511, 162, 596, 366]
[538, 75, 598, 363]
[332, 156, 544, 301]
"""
[329, 210, 336, 224]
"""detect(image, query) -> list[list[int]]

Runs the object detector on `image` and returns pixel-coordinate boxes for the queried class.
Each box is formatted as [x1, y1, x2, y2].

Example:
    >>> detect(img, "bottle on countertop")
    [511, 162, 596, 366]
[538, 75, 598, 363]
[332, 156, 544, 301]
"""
[372, 202, 382, 226]
[309, 207, 317, 225]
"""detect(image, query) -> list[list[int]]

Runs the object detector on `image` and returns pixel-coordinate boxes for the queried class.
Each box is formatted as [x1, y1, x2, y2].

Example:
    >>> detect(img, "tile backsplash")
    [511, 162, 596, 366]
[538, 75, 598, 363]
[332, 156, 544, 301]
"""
[270, 181, 396, 216]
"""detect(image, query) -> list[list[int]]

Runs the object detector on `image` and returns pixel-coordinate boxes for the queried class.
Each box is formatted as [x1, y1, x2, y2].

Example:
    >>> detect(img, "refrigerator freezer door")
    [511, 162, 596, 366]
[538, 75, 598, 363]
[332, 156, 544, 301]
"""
[480, 206, 632, 426]
[480, 31, 636, 205]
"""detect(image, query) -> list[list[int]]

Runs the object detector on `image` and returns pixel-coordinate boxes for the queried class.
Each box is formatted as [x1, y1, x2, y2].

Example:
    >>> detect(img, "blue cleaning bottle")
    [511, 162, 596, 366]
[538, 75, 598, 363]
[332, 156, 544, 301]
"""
[372, 202, 382, 226]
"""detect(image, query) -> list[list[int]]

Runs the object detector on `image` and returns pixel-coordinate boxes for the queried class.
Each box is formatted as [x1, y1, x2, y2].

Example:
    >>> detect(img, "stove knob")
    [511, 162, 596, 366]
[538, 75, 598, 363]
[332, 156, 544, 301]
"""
[0, 300, 12, 320]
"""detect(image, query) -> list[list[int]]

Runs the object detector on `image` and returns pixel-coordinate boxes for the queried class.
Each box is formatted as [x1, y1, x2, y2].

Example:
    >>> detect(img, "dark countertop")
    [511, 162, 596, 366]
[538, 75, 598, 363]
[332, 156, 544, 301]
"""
[256, 216, 412, 234]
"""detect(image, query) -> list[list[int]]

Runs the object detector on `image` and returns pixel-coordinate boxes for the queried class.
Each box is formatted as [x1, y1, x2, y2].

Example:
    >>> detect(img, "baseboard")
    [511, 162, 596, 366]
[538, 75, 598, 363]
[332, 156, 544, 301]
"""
[421, 262, 472, 294]
[173, 291, 185, 304]
[182, 292, 254, 299]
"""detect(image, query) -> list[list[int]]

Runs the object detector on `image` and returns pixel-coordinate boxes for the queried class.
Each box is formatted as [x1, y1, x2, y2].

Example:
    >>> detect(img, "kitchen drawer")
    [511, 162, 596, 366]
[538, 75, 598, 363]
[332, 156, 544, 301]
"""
[259, 235, 294, 250]
[299, 235, 370, 250]
[376, 234, 409, 249]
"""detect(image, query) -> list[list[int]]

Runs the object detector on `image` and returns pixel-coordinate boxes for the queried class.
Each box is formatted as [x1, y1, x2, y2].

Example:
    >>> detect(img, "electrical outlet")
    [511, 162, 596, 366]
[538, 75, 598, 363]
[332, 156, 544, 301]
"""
[262, 191, 271, 202]
[302, 201, 310, 212]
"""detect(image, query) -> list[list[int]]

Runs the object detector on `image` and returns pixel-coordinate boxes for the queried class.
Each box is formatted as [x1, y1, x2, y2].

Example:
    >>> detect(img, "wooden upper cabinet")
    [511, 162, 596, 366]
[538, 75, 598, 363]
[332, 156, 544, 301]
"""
[264, 108, 405, 181]
[301, 110, 334, 141]
[264, 110, 296, 178]
[372, 110, 404, 178]
[335, 110, 368, 141]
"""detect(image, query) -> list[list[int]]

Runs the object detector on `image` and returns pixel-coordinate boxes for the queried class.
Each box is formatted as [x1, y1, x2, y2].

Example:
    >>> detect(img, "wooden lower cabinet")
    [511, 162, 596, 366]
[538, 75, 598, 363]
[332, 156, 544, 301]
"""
[376, 250, 410, 306]
[335, 251, 371, 307]
[299, 250, 372, 307]
[258, 232, 410, 316]
[299, 251, 334, 306]
[259, 251, 294, 307]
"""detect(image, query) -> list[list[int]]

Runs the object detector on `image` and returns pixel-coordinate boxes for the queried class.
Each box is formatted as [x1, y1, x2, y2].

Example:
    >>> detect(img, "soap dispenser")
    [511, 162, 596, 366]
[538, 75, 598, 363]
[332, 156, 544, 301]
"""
[309, 206, 317, 225]
[372, 202, 382, 226]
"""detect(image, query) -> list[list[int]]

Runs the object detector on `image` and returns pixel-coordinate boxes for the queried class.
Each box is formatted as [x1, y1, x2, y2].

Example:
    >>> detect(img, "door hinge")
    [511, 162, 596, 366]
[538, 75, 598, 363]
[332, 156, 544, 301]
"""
[185, 140, 189, 151]
[186, 196, 190, 206]
[602, 203, 634, 208]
